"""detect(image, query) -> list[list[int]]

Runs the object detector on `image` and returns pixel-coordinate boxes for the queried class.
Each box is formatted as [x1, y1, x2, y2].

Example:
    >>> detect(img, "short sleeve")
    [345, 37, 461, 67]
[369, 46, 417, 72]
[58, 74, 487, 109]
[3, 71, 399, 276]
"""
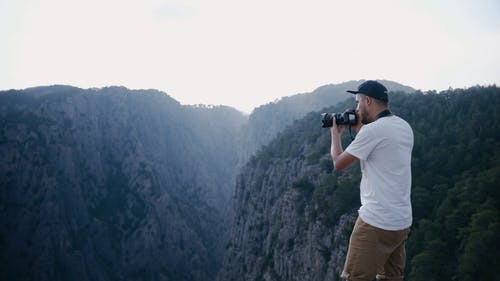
[345, 126, 380, 160]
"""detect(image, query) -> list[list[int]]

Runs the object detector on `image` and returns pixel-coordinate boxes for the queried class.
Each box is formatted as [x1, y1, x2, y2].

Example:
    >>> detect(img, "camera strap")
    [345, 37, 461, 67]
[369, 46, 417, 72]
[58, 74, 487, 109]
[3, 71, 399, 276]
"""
[374, 109, 392, 121]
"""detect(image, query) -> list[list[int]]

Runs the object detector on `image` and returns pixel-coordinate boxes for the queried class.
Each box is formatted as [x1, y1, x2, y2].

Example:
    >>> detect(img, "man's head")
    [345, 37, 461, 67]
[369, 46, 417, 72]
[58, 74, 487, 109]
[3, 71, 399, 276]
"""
[347, 80, 389, 124]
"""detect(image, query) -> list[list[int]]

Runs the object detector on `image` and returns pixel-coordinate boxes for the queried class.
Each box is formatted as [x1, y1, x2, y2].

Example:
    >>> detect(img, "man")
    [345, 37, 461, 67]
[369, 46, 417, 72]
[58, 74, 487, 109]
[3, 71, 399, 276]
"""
[330, 80, 414, 281]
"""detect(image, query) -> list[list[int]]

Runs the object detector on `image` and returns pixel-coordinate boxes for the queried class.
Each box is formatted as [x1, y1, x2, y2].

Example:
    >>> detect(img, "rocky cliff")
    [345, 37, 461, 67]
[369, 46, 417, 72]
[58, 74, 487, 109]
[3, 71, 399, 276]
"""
[0, 86, 246, 281]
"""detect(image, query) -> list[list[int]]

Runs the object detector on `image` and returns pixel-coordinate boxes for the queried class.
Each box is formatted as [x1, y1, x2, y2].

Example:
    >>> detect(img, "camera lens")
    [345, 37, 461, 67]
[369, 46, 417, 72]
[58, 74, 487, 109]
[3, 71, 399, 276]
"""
[321, 113, 333, 128]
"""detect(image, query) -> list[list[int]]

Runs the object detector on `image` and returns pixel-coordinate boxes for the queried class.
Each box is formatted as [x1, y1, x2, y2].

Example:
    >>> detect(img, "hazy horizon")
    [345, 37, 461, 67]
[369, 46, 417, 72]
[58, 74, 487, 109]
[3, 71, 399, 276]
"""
[2, 0, 499, 113]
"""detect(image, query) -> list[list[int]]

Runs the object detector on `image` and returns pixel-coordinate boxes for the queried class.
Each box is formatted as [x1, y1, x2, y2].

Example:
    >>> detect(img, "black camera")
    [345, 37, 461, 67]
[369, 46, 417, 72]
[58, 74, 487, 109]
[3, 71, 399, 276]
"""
[321, 109, 358, 128]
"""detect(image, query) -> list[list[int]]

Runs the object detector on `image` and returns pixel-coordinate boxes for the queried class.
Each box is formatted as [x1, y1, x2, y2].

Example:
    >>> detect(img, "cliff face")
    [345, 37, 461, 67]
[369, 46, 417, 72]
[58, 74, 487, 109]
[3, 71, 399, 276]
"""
[218, 109, 362, 281]
[0, 86, 246, 281]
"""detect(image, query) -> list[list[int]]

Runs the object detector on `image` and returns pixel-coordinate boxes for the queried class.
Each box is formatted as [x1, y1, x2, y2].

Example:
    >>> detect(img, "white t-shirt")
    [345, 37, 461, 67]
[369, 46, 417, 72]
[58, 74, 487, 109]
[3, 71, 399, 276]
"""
[345, 115, 414, 231]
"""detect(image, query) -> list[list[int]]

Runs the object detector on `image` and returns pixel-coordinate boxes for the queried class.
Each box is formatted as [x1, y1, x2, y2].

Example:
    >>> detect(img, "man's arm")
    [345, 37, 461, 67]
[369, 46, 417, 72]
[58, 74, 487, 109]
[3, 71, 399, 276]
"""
[330, 121, 358, 171]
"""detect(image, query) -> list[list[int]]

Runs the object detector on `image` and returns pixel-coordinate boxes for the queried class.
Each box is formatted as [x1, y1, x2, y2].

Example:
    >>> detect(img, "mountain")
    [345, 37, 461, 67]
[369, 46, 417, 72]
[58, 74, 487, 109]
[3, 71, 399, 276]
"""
[4, 81, 491, 281]
[239, 80, 415, 165]
[218, 86, 500, 281]
[0, 85, 246, 281]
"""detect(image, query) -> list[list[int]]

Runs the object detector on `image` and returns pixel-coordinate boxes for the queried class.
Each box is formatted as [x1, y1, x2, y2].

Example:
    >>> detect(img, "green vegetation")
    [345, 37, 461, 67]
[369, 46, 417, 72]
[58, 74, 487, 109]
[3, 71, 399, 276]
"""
[311, 172, 360, 227]
[393, 87, 500, 281]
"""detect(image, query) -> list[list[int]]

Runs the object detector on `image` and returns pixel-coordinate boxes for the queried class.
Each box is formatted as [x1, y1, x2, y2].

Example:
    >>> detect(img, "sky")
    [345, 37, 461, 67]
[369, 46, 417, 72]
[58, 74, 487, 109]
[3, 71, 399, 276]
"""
[1, 0, 499, 113]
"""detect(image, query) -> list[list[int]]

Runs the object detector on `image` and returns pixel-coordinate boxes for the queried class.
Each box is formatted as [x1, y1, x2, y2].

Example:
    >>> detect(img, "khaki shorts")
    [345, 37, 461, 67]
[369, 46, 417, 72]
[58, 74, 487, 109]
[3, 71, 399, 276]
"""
[341, 217, 410, 281]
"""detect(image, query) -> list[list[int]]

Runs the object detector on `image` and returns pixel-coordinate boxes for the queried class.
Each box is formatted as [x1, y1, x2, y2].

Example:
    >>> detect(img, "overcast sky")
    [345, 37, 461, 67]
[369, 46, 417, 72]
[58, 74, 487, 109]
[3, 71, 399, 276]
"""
[1, 0, 499, 112]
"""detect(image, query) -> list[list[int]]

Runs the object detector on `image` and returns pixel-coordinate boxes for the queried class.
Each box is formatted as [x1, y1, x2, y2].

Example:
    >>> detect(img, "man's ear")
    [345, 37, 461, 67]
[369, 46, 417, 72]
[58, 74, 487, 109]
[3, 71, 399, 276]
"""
[365, 96, 372, 106]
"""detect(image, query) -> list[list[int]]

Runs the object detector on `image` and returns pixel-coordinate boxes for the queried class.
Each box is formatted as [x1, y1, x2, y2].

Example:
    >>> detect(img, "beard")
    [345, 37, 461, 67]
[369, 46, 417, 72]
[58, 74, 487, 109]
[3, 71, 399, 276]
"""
[358, 109, 370, 124]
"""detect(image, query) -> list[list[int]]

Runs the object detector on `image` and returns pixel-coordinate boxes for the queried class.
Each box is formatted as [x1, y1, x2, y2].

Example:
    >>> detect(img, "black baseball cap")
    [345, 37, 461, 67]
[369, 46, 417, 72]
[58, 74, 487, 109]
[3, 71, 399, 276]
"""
[347, 80, 389, 102]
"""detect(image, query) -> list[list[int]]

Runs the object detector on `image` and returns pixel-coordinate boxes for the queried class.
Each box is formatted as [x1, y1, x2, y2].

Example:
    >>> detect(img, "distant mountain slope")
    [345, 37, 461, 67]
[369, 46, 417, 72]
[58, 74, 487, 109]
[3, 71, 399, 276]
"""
[239, 80, 415, 163]
[219, 86, 500, 281]
[0, 86, 246, 281]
